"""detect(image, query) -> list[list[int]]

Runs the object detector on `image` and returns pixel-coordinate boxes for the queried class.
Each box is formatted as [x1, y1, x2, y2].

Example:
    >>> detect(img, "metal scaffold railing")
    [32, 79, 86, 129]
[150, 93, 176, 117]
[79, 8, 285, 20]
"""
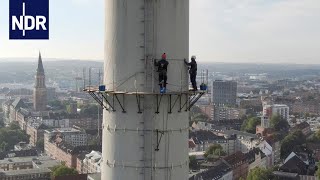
[84, 88, 206, 114]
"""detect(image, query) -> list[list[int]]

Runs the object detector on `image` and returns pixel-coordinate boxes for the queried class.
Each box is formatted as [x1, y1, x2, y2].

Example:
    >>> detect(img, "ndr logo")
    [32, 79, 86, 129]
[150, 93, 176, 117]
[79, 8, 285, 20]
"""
[9, 0, 49, 40]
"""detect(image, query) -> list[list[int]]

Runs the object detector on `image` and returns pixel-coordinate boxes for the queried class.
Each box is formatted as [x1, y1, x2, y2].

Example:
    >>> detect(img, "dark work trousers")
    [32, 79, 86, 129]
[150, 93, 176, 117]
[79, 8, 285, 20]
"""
[190, 72, 197, 90]
[159, 72, 167, 88]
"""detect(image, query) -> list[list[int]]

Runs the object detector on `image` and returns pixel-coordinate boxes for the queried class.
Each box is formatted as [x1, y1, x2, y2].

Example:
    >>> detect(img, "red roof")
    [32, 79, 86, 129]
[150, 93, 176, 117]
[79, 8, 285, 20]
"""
[189, 139, 196, 148]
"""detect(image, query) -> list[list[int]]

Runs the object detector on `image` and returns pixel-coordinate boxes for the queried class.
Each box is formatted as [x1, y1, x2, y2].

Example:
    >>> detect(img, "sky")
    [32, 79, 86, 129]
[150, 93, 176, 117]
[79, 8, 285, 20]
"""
[0, 0, 320, 64]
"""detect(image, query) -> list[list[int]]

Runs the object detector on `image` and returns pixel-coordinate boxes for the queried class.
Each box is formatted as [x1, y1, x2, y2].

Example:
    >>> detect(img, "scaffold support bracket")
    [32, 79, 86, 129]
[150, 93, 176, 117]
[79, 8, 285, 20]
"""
[155, 129, 164, 151]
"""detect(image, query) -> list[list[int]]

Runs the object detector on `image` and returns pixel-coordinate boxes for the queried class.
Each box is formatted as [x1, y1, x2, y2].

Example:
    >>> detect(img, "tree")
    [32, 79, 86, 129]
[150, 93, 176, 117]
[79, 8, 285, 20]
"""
[291, 118, 297, 124]
[241, 117, 260, 134]
[88, 138, 101, 146]
[80, 104, 100, 118]
[316, 130, 320, 140]
[0, 118, 4, 128]
[0, 125, 30, 152]
[246, 167, 273, 180]
[48, 100, 65, 109]
[316, 162, 320, 180]
[189, 155, 199, 170]
[281, 130, 306, 159]
[270, 115, 289, 132]
[51, 165, 78, 177]
[190, 106, 210, 122]
[204, 144, 226, 159]
[307, 129, 320, 143]
[8, 122, 20, 130]
[36, 138, 44, 151]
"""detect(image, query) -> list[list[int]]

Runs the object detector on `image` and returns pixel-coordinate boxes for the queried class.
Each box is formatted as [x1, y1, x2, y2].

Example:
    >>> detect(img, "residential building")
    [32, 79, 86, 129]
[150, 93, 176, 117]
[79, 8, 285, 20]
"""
[189, 130, 237, 155]
[307, 143, 320, 161]
[255, 126, 274, 138]
[52, 174, 88, 180]
[273, 141, 281, 164]
[197, 105, 212, 120]
[44, 135, 101, 169]
[239, 98, 262, 109]
[0, 149, 37, 160]
[272, 171, 299, 180]
[9, 98, 26, 123]
[292, 122, 312, 136]
[69, 117, 99, 130]
[224, 151, 248, 180]
[190, 129, 262, 155]
[16, 108, 30, 130]
[280, 152, 308, 175]
[259, 140, 274, 167]
[14, 142, 32, 151]
[189, 139, 197, 152]
[26, 122, 47, 147]
[292, 101, 320, 115]
[261, 104, 289, 128]
[44, 141, 78, 168]
[4, 88, 33, 100]
[213, 106, 245, 121]
[2, 99, 14, 123]
[44, 128, 88, 147]
[88, 173, 101, 180]
[211, 80, 237, 106]
[189, 160, 232, 180]
[82, 151, 102, 174]
[0, 156, 60, 180]
[247, 148, 267, 171]
[222, 130, 261, 153]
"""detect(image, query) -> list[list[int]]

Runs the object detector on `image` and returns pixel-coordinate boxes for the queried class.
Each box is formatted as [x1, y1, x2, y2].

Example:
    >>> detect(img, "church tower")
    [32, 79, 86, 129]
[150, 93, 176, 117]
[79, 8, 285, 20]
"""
[33, 52, 47, 111]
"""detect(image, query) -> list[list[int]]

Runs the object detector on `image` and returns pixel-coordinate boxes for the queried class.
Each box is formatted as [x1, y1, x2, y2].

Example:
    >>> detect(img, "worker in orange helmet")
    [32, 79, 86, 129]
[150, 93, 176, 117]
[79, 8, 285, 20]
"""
[154, 53, 169, 93]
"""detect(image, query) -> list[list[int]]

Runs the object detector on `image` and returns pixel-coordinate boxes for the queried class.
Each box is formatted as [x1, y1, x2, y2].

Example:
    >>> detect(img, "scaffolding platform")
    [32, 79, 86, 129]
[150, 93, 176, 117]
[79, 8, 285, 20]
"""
[84, 87, 206, 114]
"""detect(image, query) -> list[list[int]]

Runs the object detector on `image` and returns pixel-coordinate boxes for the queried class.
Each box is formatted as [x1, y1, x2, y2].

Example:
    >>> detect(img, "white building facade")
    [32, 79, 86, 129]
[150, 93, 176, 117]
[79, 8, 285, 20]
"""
[261, 104, 289, 128]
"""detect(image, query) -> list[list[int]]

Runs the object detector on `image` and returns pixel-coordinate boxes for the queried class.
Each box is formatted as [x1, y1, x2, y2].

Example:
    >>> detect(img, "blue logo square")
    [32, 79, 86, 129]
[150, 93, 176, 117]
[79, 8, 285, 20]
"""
[9, 0, 49, 40]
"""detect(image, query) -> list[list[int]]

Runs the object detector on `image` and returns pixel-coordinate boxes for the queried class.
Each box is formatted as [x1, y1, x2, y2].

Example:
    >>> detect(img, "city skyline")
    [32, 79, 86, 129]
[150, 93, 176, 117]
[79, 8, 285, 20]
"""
[0, 0, 320, 64]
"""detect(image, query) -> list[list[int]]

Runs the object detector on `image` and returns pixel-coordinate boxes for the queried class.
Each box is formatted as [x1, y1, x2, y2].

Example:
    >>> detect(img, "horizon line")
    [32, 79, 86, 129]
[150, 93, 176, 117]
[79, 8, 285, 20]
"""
[0, 57, 319, 65]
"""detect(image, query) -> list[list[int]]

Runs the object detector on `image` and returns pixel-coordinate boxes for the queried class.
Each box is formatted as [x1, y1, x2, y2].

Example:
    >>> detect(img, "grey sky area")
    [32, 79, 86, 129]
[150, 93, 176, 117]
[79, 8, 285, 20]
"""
[0, 0, 319, 64]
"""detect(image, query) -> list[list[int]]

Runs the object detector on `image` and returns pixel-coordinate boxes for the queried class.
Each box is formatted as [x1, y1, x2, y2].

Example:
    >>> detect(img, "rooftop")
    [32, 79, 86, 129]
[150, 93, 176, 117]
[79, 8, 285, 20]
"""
[0, 168, 51, 176]
[223, 130, 258, 140]
[88, 173, 101, 180]
[294, 121, 310, 130]
[44, 127, 83, 134]
[190, 160, 232, 180]
[224, 151, 246, 167]
[11, 98, 26, 109]
[189, 130, 225, 144]
[280, 154, 307, 175]
[272, 171, 299, 178]
[0, 156, 58, 165]
[0, 156, 60, 177]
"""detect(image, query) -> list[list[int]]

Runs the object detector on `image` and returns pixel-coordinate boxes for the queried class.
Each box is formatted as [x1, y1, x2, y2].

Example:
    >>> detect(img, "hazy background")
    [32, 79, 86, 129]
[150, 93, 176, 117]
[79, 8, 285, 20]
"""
[0, 0, 319, 64]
